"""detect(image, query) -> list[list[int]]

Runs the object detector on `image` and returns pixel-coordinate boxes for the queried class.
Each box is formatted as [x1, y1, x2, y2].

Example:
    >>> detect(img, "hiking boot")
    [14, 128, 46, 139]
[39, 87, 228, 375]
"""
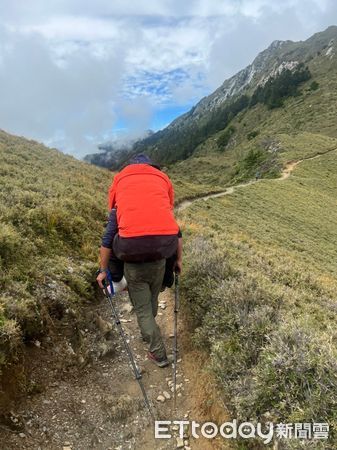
[147, 351, 170, 368]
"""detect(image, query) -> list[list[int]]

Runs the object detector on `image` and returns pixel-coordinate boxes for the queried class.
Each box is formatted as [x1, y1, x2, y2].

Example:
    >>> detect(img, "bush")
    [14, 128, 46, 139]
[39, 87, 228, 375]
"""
[247, 130, 260, 140]
[233, 147, 282, 182]
[0, 130, 111, 378]
[233, 148, 267, 181]
[181, 236, 238, 328]
[196, 276, 282, 358]
[217, 126, 236, 150]
[0, 223, 22, 266]
[0, 304, 22, 375]
[4, 295, 44, 341]
[309, 80, 319, 91]
[235, 319, 337, 426]
[181, 230, 337, 447]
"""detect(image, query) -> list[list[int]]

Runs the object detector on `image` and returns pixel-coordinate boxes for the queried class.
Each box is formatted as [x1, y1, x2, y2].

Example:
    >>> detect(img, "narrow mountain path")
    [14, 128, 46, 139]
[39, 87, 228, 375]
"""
[277, 149, 336, 180]
[177, 147, 337, 211]
[0, 286, 221, 450]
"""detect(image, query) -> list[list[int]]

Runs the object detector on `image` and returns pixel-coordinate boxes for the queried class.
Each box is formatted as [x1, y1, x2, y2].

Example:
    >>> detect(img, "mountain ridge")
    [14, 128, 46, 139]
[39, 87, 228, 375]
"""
[85, 25, 337, 169]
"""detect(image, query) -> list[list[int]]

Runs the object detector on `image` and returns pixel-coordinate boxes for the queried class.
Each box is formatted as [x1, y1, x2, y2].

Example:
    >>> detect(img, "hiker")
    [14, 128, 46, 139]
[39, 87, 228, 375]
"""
[96, 154, 182, 368]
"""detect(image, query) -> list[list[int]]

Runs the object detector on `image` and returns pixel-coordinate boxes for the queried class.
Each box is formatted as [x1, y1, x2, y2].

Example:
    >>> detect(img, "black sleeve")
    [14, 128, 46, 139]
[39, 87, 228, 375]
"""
[101, 209, 118, 248]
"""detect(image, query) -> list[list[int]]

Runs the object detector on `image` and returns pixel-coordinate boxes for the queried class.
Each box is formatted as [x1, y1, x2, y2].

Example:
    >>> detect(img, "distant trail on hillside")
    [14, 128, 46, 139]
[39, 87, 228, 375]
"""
[177, 147, 337, 212]
[278, 148, 337, 180]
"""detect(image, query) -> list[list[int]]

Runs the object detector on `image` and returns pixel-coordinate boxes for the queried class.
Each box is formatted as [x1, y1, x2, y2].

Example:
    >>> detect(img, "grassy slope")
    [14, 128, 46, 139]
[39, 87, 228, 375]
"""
[0, 131, 112, 370]
[179, 144, 337, 447]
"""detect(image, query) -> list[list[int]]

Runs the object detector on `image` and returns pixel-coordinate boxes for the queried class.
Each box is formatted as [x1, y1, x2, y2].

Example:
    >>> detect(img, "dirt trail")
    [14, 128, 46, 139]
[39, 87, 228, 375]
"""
[0, 287, 227, 450]
[278, 151, 329, 181]
[178, 147, 337, 211]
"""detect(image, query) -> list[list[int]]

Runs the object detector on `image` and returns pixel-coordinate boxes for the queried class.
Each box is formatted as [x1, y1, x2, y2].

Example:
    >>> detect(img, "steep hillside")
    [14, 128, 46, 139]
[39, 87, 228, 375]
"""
[0, 130, 111, 393]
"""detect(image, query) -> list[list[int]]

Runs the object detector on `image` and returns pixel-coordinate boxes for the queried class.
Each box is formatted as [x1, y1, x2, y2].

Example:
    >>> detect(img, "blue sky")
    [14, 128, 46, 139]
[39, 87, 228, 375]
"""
[115, 104, 193, 134]
[0, 1, 337, 158]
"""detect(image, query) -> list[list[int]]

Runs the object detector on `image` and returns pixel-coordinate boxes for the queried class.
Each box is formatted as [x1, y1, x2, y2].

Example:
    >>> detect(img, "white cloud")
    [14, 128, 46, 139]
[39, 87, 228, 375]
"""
[0, 25, 124, 157]
[0, 1, 336, 157]
[18, 16, 124, 41]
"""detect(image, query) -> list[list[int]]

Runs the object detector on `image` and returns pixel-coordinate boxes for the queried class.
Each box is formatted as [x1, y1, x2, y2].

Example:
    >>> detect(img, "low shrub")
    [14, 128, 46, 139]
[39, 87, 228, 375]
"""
[196, 276, 282, 371]
[234, 319, 337, 425]
[181, 230, 337, 447]
[4, 295, 44, 341]
[0, 224, 22, 266]
[233, 147, 281, 181]
[0, 131, 111, 379]
[217, 126, 236, 150]
[247, 130, 260, 140]
[181, 236, 238, 328]
[309, 81, 319, 91]
[0, 304, 22, 375]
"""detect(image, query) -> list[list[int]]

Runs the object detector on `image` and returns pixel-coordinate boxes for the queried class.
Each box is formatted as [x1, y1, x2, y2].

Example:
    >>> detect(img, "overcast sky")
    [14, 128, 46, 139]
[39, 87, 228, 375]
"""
[0, 1, 336, 158]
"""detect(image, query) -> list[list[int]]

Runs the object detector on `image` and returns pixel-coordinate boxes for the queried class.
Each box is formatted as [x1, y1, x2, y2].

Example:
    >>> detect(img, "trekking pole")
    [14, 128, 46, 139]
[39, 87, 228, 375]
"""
[173, 271, 180, 409]
[102, 276, 155, 421]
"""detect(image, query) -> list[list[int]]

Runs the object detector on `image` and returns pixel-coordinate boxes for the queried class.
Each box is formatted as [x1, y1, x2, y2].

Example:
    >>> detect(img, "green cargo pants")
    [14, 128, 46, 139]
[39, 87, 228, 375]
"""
[124, 259, 166, 359]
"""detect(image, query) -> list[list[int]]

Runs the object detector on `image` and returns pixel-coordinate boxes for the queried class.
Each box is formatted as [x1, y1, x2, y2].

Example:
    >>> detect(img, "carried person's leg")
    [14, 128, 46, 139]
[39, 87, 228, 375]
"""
[124, 261, 167, 361]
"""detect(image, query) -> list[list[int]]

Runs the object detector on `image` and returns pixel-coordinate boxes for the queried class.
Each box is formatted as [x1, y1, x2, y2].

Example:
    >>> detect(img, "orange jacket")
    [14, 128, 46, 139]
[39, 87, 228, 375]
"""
[108, 164, 179, 238]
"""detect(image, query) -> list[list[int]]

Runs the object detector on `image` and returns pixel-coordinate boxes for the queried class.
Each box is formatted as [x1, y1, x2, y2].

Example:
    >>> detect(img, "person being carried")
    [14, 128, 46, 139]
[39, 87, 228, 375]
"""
[96, 154, 182, 368]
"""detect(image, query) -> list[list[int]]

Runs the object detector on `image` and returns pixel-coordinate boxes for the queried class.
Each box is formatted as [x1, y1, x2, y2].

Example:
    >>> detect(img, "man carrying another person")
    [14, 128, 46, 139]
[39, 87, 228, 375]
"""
[96, 154, 182, 368]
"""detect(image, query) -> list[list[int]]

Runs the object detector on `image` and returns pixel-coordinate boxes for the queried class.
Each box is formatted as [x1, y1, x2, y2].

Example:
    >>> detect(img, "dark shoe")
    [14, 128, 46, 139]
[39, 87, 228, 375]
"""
[148, 351, 170, 368]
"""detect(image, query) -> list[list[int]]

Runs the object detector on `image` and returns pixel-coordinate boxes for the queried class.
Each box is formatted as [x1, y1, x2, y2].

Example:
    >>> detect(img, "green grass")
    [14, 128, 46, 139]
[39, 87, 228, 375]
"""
[179, 148, 337, 448]
[0, 130, 112, 371]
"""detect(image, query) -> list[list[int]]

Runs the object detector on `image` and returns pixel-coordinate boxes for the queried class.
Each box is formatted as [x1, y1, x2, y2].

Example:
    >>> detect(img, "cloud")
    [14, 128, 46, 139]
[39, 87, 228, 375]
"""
[117, 97, 154, 136]
[0, 25, 126, 157]
[205, 1, 337, 88]
[0, 1, 336, 157]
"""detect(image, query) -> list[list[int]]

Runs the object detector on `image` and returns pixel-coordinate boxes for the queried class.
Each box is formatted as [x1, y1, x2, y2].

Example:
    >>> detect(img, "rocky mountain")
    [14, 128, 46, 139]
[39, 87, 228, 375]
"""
[180, 26, 336, 124]
[85, 25, 337, 168]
